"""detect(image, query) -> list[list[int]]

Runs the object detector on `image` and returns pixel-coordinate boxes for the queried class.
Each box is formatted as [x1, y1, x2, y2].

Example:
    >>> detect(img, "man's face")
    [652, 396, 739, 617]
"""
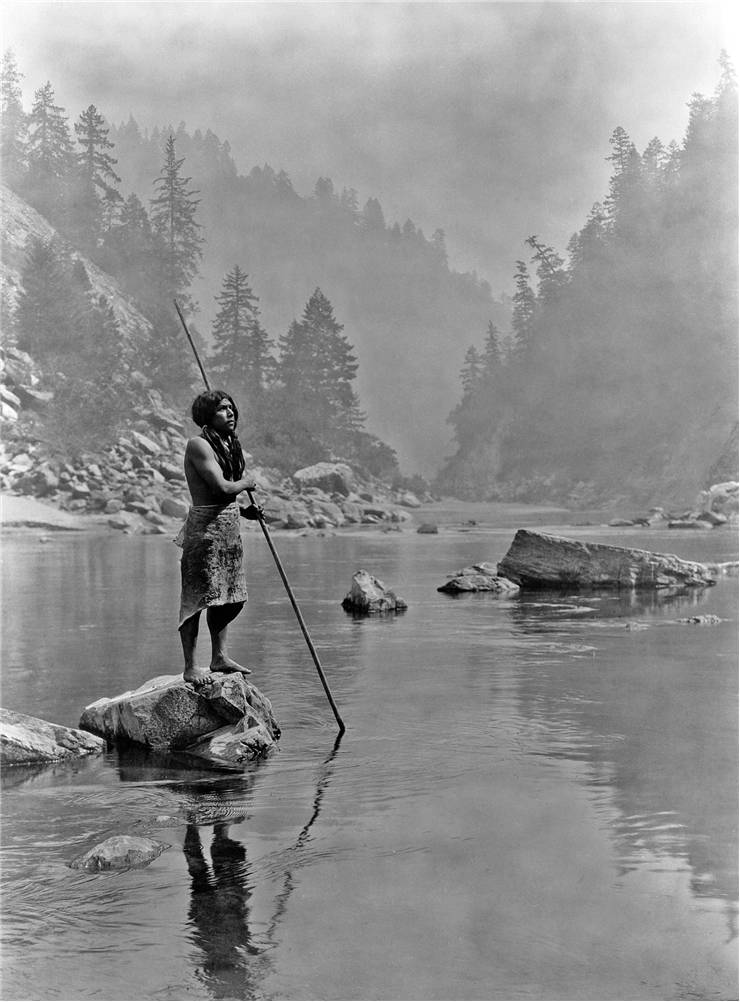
[209, 398, 236, 436]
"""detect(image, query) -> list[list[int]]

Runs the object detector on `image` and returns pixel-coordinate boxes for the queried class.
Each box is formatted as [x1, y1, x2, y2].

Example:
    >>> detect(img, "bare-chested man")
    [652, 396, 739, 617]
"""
[177, 390, 262, 685]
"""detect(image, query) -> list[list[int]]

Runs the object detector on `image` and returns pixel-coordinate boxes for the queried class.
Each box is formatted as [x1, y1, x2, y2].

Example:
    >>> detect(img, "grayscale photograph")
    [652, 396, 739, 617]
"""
[0, 2, 737, 1000]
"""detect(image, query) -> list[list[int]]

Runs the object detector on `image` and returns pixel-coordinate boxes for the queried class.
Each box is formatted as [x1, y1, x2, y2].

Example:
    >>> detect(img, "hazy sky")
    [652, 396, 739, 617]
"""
[3, 1, 737, 293]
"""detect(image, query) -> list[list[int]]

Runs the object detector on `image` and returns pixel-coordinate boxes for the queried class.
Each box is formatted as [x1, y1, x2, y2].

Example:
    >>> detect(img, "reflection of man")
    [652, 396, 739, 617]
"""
[184, 822, 258, 990]
[177, 390, 261, 685]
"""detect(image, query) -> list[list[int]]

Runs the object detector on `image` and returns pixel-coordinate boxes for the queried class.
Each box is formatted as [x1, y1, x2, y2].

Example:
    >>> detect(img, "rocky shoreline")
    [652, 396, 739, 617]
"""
[1, 372, 431, 537]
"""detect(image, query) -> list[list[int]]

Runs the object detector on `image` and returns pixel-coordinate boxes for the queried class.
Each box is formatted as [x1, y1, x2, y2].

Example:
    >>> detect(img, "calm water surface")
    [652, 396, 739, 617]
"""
[1, 505, 737, 1001]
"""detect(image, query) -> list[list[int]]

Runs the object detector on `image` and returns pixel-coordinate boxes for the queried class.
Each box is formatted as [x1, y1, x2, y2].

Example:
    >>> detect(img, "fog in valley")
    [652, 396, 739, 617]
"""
[2, 1, 736, 495]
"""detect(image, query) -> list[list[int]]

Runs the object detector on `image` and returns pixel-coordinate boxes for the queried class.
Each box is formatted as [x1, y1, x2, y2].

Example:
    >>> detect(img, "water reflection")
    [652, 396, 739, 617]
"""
[507, 585, 711, 631]
[183, 820, 264, 999]
[504, 583, 738, 936]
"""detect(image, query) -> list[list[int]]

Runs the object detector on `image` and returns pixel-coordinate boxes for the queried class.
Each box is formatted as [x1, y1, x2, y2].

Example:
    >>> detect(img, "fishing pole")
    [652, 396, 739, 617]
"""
[174, 300, 346, 734]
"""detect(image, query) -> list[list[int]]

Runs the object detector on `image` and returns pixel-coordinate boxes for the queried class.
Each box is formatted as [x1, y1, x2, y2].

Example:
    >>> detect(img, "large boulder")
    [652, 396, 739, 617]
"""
[0, 707, 106, 766]
[293, 462, 355, 497]
[341, 569, 408, 614]
[438, 563, 520, 594]
[497, 529, 716, 590]
[79, 673, 280, 766]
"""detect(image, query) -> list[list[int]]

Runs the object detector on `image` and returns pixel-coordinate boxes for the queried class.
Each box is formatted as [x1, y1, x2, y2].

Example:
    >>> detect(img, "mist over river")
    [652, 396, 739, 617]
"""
[1, 504, 737, 1001]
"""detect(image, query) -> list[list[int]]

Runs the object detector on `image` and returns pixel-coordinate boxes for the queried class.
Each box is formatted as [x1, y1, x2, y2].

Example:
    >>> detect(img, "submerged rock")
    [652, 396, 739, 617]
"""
[675, 614, 723, 625]
[497, 529, 716, 591]
[0, 707, 106, 766]
[69, 835, 169, 872]
[341, 569, 408, 614]
[438, 563, 520, 594]
[79, 673, 280, 766]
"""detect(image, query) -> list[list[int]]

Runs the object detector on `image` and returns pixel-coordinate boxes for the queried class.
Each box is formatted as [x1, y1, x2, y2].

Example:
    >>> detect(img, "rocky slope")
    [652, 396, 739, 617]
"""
[0, 184, 431, 531]
[0, 359, 426, 533]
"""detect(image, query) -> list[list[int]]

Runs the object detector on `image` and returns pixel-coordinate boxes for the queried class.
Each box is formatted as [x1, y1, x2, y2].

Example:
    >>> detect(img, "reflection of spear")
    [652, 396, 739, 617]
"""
[175, 300, 346, 734]
[266, 732, 344, 939]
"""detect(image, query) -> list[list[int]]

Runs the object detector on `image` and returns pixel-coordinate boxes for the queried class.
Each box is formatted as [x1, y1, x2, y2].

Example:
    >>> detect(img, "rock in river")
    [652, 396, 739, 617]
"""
[497, 529, 716, 590]
[342, 569, 408, 614]
[438, 563, 520, 594]
[79, 673, 280, 767]
[69, 835, 169, 872]
[0, 707, 106, 766]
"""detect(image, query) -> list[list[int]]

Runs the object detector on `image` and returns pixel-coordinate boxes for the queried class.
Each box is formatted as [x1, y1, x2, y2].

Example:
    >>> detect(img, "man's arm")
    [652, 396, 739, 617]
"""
[186, 438, 257, 496]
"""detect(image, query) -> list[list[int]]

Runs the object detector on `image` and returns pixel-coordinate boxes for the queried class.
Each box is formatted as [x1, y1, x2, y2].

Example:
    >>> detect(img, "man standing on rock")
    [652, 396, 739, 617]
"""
[176, 389, 262, 686]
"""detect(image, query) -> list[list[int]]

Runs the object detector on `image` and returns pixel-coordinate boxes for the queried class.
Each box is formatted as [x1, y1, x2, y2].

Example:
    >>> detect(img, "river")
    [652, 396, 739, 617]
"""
[1, 504, 737, 1001]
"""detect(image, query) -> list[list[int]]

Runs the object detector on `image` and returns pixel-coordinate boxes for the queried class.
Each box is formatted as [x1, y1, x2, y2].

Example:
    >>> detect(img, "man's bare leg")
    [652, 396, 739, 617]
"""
[180, 612, 213, 684]
[207, 602, 251, 674]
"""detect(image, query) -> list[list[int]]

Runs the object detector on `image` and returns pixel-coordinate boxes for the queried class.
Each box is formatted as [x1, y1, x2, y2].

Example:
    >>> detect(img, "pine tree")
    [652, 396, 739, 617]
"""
[362, 197, 385, 232]
[1, 49, 27, 189]
[460, 345, 483, 395]
[14, 237, 84, 359]
[277, 288, 363, 451]
[510, 260, 536, 357]
[567, 203, 608, 270]
[25, 82, 75, 220]
[73, 104, 122, 242]
[210, 265, 274, 403]
[482, 322, 503, 377]
[100, 192, 157, 299]
[604, 125, 642, 229]
[150, 134, 203, 301]
[525, 235, 567, 303]
[641, 137, 667, 186]
[26, 82, 75, 181]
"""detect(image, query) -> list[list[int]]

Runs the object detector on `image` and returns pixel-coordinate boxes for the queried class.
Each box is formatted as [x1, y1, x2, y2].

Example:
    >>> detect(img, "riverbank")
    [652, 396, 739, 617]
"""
[0, 493, 110, 532]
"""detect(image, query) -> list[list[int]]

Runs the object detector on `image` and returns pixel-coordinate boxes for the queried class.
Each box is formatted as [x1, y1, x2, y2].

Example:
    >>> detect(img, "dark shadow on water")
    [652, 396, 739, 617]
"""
[183, 819, 267, 1000]
[114, 744, 248, 783]
[113, 735, 344, 999]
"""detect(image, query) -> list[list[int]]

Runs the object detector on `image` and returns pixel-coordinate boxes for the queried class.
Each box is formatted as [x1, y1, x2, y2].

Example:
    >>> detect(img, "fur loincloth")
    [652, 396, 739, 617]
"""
[175, 503, 248, 627]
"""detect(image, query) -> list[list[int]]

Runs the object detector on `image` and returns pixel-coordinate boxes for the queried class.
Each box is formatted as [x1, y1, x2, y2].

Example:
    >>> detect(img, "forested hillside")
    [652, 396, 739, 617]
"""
[0, 49, 509, 476]
[437, 54, 738, 507]
[1, 47, 736, 506]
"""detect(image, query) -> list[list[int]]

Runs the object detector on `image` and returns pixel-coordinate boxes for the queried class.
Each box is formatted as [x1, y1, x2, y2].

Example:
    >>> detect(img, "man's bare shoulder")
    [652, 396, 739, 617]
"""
[185, 436, 212, 457]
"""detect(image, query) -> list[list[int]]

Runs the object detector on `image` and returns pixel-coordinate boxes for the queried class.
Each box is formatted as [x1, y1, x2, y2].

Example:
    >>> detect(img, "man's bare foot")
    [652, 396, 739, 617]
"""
[210, 655, 251, 675]
[183, 667, 215, 686]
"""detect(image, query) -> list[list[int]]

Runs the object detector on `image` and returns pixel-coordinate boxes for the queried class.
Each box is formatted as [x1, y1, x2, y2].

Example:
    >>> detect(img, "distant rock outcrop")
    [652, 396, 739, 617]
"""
[293, 462, 355, 497]
[0, 707, 106, 766]
[79, 673, 280, 768]
[341, 569, 408, 614]
[497, 529, 716, 591]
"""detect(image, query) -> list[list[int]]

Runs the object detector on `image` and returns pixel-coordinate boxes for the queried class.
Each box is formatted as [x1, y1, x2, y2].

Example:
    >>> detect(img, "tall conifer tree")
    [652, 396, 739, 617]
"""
[211, 265, 274, 403]
[25, 82, 75, 221]
[1, 49, 27, 189]
[73, 104, 122, 242]
[150, 134, 203, 303]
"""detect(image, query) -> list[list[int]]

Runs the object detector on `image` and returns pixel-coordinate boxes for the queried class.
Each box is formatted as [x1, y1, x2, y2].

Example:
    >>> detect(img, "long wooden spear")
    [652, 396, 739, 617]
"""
[174, 300, 346, 734]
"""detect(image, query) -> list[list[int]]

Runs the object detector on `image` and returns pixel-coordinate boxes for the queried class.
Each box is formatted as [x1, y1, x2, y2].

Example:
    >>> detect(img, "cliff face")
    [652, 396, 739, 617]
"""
[0, 184, 153, 344]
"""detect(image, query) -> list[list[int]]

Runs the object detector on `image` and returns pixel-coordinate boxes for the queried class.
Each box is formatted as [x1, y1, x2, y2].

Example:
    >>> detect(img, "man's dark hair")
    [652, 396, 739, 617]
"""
[191, 389, 246, 480]
[191, 389, 240, 429]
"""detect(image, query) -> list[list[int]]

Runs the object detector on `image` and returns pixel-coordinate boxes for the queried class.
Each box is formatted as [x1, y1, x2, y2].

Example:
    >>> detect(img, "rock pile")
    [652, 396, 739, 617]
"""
[0, 348, 429, 533]
[606, 483, 739, 530]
